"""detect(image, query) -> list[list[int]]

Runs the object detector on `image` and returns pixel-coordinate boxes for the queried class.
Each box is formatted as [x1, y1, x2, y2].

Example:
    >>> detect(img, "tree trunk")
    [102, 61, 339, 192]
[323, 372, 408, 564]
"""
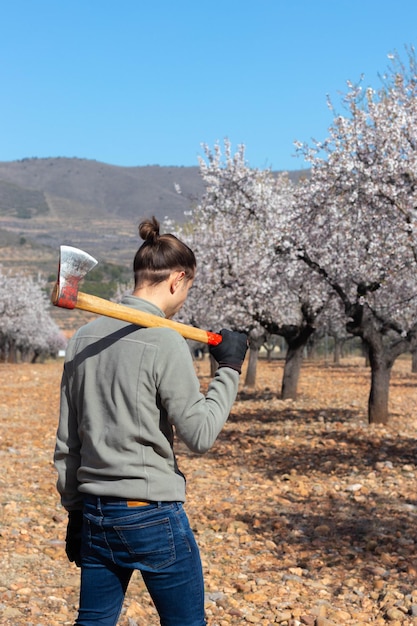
[349, 307, 392, 424]
[333, 337, 343, 365]
[280, 325, 315, 400]
[31, 350, 40, 364]
[243, 328, 265, 387]
[361, 340, 370, 367]
[256, 318, 315, 401]
[6, 340, 18, 363]
[281, 341, 305, 399]
[367, 350, 392, 425]
[412, 349, 417, 374]
[244, 347, 259, 387]
[263, 334, 280, 361]
[306, 339, 318, 360]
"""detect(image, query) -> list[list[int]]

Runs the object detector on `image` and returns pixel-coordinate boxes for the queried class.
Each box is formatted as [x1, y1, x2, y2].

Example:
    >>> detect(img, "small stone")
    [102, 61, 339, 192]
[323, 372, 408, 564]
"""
[345, 483, 363, 492]
[288, 566, 303, 576]
[330, 609, 352, 622]
[386, 606, 407, 621]
[276, 610, 293, 622]
[374, 579, 386, 590]
[2, 606, 23, 618]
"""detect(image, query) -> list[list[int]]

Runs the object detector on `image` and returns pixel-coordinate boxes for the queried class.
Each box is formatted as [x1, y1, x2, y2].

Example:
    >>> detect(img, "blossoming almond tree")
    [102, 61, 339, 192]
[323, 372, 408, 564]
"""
[0, 269, 66, 362]
[176, 140, 331, 398]
[289, 49, 417, 423]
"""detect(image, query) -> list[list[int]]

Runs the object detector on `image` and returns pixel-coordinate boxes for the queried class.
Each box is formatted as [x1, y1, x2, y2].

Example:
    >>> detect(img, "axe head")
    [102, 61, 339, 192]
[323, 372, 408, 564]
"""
[51, 245, 98, 309]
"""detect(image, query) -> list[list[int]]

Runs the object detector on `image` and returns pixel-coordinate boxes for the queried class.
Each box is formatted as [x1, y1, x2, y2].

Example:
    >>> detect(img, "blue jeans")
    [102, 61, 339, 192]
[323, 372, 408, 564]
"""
[76, 496, 206, 626]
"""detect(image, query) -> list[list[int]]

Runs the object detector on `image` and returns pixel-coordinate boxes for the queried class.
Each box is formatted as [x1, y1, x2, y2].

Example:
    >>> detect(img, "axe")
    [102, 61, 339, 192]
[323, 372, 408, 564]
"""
[51, 245, 222, 345]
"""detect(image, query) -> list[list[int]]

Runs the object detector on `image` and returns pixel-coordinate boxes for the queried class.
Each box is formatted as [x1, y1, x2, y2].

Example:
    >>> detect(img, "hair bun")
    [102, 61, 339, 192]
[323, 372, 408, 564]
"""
[139, 216, 160, 243]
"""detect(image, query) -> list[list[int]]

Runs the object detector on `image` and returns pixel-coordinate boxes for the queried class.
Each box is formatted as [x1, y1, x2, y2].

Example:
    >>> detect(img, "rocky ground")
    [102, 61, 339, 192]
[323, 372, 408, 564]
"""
[1, 355, 417, 625]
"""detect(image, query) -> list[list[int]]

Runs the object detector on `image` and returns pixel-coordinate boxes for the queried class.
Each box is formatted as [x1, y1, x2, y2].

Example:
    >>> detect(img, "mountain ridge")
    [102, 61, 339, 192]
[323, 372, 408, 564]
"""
[0, 158, 206, 223]
[0, 157, 309, 279]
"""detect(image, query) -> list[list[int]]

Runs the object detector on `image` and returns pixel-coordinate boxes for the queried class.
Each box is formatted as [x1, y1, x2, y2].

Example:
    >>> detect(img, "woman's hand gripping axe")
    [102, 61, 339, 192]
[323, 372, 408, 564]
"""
[51, 245, 222, 345]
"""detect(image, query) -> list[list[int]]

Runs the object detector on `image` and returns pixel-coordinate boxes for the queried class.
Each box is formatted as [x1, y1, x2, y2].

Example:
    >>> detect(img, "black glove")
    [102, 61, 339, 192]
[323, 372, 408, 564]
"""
[65, 510, 83, 567]
[209, 329, 248, 374]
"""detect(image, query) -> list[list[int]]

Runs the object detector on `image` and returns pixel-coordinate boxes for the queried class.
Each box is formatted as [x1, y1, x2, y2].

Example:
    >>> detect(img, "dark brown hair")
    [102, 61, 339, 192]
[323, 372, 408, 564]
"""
[133, 216, 196, 287]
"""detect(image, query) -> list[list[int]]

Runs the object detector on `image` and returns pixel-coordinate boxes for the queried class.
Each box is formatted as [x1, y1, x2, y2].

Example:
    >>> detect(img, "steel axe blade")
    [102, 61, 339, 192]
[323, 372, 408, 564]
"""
[51, 245, 98, 309]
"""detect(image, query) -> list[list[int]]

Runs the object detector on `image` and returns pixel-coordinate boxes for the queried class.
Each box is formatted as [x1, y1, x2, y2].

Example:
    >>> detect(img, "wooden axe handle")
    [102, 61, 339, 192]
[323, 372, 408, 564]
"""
[74, 291, 222, 345]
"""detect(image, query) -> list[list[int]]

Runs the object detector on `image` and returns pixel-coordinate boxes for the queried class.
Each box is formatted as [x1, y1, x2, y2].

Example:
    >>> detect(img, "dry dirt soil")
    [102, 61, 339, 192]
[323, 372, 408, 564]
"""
[1, 356, 417, 626]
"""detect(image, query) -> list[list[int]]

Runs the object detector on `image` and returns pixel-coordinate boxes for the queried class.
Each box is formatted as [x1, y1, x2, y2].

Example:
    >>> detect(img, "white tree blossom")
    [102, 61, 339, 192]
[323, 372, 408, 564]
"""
[288, 48, 417, 423]
[173, 140, 331, 397]
[0, 268, 66, 362]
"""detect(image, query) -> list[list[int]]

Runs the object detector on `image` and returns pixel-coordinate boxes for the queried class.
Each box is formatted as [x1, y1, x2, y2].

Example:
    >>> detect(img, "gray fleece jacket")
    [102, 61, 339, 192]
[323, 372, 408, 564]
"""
[54, 295, 239, 511]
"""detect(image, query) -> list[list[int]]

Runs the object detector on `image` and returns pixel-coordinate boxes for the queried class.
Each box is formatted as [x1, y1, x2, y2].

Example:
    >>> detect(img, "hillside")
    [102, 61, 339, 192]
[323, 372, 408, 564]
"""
[0, 158, 206, 278]
[0, 158, 309, 312]
[0, 158, 205, 222]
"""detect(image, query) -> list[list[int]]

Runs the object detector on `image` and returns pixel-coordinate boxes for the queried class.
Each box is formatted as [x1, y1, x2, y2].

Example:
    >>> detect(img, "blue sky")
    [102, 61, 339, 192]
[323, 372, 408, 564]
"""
[1, 0, 416, 171]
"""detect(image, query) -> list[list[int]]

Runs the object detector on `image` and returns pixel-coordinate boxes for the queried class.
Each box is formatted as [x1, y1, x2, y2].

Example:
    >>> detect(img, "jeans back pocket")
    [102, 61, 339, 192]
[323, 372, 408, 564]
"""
[114, 517, 176, 570]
